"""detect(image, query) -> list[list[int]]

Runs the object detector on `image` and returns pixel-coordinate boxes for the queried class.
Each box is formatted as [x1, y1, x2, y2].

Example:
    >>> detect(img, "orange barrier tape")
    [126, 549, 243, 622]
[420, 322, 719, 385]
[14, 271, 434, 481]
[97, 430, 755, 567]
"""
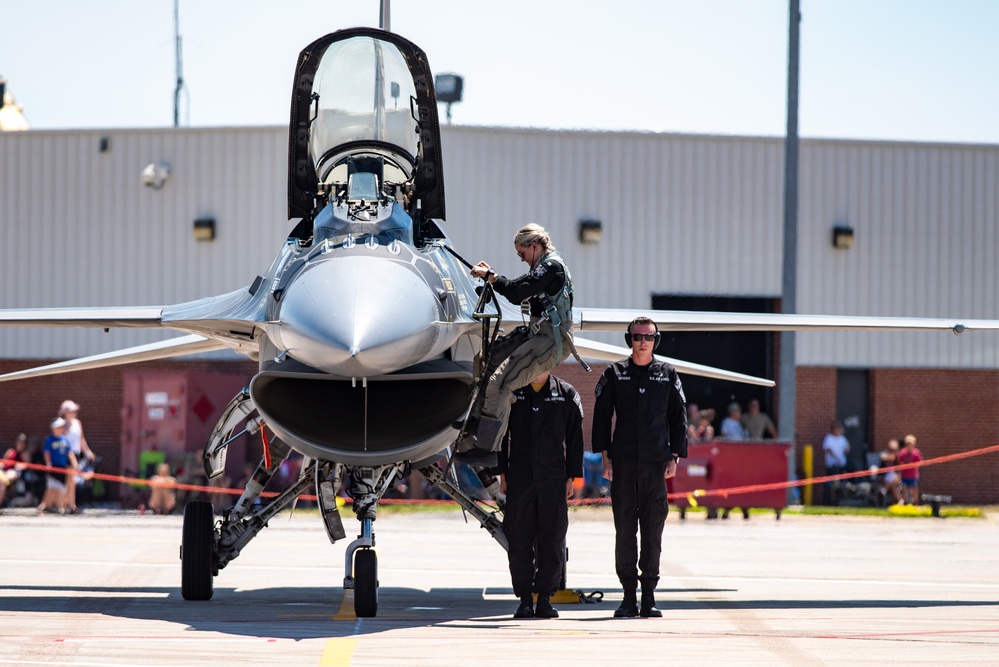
[662, 442, 999, 503]
[4, 442, 997, 508]
[0, 458, 452, 505]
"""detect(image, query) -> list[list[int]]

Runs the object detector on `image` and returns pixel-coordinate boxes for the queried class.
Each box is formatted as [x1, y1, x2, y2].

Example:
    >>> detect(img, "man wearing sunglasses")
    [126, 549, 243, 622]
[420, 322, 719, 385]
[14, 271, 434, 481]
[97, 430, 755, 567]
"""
[592, 317, 687, 618]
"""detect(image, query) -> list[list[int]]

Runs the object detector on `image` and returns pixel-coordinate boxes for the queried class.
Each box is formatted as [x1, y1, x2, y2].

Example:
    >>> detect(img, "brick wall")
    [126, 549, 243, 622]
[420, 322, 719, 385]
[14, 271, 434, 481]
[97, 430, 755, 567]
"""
[794, 366, 839, 480]
[554, 361, 608, 449]
[0, 359, 256, 492]
[795, 366, 999, 504]
[870, 368, 999, 505]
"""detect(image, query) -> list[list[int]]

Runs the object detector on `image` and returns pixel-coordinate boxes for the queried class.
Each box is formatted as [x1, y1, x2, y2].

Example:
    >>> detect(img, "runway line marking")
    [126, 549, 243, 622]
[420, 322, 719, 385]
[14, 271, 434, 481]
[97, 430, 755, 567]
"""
[320, 637, 358, 667]
[333, 591, 356, 621]
[818, 628, 999, 639]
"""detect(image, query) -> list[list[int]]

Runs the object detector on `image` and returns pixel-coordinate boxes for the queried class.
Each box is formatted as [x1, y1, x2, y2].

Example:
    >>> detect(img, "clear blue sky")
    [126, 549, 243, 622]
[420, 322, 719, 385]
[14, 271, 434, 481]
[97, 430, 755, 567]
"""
[2, 0, 997, 144]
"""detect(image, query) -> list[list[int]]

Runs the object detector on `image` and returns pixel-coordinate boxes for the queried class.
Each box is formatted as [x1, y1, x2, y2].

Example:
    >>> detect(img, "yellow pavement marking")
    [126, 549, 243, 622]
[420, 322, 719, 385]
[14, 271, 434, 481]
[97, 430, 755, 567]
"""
[333, 591, 355, 621]
[320, 637, 358, 667]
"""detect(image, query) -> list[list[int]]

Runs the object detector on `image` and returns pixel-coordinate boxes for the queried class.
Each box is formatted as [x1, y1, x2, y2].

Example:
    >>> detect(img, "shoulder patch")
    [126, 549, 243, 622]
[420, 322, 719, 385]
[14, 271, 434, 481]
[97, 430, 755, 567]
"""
[594, 373, 609, 398]
[530, 262, 549, 279]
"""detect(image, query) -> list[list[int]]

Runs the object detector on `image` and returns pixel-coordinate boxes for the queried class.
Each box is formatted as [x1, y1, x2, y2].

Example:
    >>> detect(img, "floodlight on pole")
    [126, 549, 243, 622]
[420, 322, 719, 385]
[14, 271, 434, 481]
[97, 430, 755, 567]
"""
[434, 74, 463, 124]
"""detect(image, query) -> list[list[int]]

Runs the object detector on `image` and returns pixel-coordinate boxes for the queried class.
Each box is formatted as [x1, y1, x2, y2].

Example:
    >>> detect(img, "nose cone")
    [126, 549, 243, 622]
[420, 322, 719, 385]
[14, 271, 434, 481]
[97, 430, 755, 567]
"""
[277, 256, 441, 376]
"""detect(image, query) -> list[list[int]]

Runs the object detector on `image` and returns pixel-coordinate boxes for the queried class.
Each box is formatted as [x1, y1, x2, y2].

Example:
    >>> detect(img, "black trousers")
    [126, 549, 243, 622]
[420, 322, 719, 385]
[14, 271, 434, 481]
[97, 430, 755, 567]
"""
[503, 477, 568, 597]
[610, 459, 668, 592]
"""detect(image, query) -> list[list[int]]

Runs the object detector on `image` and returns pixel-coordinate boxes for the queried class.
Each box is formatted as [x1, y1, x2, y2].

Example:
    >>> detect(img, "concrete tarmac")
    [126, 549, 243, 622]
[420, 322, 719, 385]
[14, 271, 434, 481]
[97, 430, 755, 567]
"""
[1, 505, 998, 666]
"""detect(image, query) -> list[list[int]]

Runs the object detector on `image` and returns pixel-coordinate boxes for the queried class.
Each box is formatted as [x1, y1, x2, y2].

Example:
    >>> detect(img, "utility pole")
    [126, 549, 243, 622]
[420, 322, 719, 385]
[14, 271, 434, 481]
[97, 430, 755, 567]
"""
[779, 0, 801, 500]
[173, 0, 184, 127]
[379, 0, 391, 31]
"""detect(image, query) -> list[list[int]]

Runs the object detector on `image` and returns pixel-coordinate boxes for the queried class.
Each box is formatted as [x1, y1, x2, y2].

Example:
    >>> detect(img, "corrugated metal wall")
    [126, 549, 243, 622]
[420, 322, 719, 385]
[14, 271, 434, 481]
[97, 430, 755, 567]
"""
[1, 128, 289, 358]
[2, 126, 997, 367]
[796, 139, 999, 366]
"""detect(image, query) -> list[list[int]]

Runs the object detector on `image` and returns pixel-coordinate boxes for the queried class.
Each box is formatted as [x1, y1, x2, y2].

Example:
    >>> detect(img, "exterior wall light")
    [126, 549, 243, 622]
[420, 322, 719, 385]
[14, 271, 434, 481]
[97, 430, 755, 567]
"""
[578, 219, 603, 244]
[832, 225, 854, 249]
[193, 217, 216, 241]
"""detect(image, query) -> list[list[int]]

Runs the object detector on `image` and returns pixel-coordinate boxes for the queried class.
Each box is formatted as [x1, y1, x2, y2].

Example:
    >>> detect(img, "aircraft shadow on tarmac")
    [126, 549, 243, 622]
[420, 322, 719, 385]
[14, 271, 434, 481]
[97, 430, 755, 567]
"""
[2, 584, 997, 639]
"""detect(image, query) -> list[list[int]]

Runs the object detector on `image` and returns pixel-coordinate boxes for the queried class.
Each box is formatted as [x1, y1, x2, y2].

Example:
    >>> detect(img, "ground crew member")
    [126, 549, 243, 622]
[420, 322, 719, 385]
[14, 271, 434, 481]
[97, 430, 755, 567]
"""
[500, 370, 584, 619]
[592, 317, 687, 618]
[456, 223, 580, 468]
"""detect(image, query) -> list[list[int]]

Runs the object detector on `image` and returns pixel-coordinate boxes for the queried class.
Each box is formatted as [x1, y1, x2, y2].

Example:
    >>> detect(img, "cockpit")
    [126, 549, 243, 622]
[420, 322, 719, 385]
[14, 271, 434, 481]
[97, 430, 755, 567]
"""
[287, 29, 446, 229]
[309, 36, 419, 186]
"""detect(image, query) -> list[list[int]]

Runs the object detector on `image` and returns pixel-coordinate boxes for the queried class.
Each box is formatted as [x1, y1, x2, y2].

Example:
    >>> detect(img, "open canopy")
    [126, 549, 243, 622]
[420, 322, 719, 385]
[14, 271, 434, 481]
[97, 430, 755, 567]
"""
[287, 28, 446, 222]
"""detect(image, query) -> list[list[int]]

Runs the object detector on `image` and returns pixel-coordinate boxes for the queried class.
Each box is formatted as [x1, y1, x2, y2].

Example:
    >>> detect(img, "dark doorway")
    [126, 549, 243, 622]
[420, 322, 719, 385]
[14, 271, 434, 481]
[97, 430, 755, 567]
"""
[651, 295, 776, 435]
[835, 368, 870, 471]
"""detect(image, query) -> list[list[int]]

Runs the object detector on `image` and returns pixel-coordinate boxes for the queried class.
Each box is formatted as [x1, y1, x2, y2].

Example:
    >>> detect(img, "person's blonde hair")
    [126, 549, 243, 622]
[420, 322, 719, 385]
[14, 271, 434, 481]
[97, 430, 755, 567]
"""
[513, 223, 555, 253]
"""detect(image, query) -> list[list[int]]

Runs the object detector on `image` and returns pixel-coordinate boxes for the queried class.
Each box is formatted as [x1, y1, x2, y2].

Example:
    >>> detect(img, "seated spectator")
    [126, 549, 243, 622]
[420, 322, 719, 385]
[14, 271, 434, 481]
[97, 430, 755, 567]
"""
[879, 439, 903, 504]
[687, 409, 715, 442]
[720, 403, 747, 440]
[741, 399, 777, 439]
[38, 418, 77, 514]
[1, 434, 28, 508]
[148, 463, 178, 515]
[174, 452, 207, 505]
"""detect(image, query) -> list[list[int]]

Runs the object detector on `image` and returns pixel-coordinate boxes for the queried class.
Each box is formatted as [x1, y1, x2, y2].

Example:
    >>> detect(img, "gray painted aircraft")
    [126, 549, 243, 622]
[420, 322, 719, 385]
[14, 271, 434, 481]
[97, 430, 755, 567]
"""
[2, 28, 999, 617]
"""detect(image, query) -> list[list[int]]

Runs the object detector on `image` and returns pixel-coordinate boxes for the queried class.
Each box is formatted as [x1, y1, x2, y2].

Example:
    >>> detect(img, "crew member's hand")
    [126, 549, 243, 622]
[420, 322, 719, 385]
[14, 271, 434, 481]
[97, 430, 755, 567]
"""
[565, 478, 575, 500]
[602, 455, 613, 482]
[500, 474, 507, 494]
[470, 261, 495, 282]
[665, 459, 677, 480]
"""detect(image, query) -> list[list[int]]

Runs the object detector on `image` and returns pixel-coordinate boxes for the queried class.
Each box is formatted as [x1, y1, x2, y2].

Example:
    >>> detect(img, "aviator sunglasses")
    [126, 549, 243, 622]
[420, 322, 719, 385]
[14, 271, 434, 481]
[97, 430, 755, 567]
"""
[631, 333, 657, 342]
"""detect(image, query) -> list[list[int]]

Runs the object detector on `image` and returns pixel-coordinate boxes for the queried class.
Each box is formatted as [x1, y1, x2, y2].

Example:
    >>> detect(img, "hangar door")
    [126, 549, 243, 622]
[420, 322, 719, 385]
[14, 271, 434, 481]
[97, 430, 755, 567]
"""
[651, 295, 776, 435]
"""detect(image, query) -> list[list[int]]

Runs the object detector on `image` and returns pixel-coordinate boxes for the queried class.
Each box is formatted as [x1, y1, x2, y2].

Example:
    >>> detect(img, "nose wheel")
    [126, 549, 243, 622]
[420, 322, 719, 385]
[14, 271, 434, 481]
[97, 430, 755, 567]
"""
[352, 548, 378, 617]
[181, 501, 216, 600]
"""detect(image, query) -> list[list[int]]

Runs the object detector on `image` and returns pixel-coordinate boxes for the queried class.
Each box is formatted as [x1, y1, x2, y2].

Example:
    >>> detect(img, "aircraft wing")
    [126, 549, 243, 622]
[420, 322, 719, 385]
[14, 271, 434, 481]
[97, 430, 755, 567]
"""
[0, 334, 228, 383]
[574, 308, 999, 334]
[0, 288, 266, 382]
[572, 336, 775, 387]
[0, 306, 164, 328]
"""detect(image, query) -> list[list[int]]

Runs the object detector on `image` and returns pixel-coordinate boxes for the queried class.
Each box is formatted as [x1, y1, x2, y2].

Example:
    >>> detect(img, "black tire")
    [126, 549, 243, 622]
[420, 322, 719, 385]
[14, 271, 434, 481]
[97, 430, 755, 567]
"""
[353, 549, 378, 618]
[181, 500, 215, 601]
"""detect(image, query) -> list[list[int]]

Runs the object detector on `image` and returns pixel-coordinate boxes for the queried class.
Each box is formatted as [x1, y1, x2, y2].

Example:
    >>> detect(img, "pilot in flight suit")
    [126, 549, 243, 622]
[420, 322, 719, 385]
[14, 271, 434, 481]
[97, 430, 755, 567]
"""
[456, 223, 578, 468]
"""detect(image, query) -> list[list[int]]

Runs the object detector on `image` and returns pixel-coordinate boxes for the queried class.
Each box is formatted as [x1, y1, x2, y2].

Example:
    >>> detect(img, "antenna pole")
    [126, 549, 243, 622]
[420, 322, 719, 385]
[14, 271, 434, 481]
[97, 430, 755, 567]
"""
[379, 0, 391, 31]
[174, 0, 183, 127]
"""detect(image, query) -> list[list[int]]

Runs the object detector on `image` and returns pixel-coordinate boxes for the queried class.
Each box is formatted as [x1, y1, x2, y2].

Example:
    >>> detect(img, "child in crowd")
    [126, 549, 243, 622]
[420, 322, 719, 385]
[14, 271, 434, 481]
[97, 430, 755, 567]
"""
[38, 418, 77, 514]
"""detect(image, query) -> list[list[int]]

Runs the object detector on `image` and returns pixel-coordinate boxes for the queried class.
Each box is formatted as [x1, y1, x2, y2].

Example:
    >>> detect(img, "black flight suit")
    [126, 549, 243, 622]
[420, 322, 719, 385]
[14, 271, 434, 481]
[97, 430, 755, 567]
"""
[499, 375, 584, 598]
[592, 358, 687, 593]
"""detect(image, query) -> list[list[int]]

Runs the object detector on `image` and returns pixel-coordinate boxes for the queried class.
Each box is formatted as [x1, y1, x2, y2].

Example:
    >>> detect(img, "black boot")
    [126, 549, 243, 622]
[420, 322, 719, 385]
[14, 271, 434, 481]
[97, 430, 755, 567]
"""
[534, 595, 559, 618]
[614, 589, 638, 618]
[453, 445, 497, 468]
[454, 416, 502, 467]
[513, 595, 534, 619]
[640, 590, 663, 618]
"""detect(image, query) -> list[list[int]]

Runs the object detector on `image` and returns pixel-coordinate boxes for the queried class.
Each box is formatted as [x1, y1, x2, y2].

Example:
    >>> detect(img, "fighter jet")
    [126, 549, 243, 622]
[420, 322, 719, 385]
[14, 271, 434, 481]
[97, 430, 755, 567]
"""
[2, 28, 999, 617]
